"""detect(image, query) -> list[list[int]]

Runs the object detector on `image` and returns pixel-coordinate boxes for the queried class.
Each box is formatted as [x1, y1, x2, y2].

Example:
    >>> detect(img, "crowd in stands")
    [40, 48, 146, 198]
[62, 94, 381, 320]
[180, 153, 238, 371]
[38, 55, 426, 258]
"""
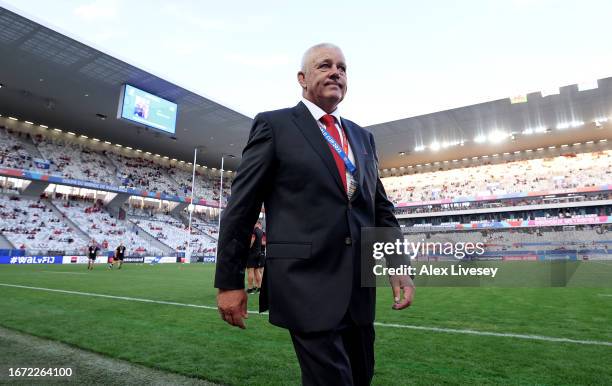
[3, 124, 611, 212]
[3, 121, 612, 261]
[54, 197, 163, 256]
[133, 214, 217, 255]
[383, 151, 612, 205]
[0, 195, 87, 252]
[394, 192, 612, 215]
[167, 168, 231, 205]
[0, 125, 232, 203]
[124, 204, 220, 240]
[403, 205, 612, 228]
[33, 135, 118, 185]
[106, 152, 179, 196]
[406, 225, 610, 255]
[0, 126, 36, 171]
[189, 214, 219, 239]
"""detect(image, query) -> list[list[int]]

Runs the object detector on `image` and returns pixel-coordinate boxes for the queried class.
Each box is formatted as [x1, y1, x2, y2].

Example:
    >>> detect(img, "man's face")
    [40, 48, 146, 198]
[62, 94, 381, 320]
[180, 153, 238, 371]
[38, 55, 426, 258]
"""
[298, 46, 347, 112]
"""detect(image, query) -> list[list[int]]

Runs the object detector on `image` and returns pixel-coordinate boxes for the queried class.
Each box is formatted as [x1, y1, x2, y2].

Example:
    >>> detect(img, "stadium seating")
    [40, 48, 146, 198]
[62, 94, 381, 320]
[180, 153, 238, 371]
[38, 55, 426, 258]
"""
[383, 150, 612, 205]
[0, 195, 88, 253]
[1, 125, 232, 203]
[0, 126, 36, 171]
[33, 136, 118, 185]
[9, 121, 610, 211]
[405, 226, 611, 253]
[133, 214, 217, 255]
[3, 121, 612, 211]
[3, 122, 611, 260]
[189, 215, 219, 239]
[53, 199, 163, 255]
[106, 152, 185, 196]
[166, 167, 231, 205]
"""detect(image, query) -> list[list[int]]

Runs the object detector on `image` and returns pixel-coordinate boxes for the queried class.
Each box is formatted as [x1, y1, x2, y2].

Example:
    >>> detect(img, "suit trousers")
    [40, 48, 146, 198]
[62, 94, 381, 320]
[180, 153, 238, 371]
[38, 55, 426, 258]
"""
[289, 313, 375, 386]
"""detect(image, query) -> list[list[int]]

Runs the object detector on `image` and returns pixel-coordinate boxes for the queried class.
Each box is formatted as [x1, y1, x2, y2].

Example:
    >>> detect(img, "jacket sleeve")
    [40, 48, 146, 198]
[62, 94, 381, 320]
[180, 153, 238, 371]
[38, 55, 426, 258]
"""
[214, 114, 275, 289]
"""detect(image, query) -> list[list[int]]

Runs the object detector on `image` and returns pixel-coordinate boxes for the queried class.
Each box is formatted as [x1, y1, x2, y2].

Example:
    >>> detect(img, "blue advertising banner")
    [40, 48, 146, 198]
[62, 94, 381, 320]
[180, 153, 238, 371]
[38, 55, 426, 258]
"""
[0, 255, 64, 264]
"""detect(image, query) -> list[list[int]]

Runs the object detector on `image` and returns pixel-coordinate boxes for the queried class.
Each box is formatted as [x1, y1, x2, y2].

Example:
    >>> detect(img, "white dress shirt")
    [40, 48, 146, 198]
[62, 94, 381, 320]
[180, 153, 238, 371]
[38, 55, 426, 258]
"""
[301, 98, 357, 198]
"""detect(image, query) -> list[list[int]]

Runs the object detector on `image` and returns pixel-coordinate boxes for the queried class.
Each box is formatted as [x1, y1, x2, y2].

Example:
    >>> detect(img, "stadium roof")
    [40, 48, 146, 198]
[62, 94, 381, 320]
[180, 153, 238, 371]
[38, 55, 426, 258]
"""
[0, 6, 250, 170]
[370, 81, 612, 169]
[0, 6, 610, 171]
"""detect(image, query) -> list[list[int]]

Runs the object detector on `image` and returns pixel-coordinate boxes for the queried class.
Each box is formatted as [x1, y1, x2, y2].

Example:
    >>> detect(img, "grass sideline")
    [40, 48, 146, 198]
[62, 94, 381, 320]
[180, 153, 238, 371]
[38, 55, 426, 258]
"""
[0, 325, 215, 385]
[0, 263, 610, 385]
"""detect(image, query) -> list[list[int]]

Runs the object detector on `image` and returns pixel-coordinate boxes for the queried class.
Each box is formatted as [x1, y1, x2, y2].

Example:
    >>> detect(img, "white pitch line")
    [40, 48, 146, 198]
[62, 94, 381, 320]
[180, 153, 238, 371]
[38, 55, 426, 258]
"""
[0, 283, 261, 314]
[373, 322, 612, 347]
[599, 294, 612, 297]
[0, 283, 218, 312]
[1, 283, 611, 347]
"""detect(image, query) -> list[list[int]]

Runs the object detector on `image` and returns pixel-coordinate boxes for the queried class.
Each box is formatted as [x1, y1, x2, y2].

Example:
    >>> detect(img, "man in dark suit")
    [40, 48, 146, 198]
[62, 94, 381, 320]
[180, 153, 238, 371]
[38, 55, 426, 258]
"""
[215, 43, 414, 385]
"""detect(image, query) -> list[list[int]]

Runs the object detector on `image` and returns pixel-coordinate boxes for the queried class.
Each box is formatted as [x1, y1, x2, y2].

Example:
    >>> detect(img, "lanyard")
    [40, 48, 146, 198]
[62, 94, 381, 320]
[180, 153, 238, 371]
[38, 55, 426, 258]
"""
[319, 124, 357, 174]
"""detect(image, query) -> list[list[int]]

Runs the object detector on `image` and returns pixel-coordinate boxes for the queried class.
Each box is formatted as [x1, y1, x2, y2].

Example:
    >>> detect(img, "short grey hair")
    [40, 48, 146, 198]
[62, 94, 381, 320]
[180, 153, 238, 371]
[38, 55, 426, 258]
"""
[300, 43, 342, 72]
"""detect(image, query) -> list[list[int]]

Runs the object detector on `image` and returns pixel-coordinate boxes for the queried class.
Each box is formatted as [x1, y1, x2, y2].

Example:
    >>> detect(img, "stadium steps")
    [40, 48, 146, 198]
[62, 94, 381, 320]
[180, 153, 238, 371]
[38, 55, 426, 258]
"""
[126, 219, 175, 255]
[44, 200, 91, 242]
[177, 213, 218, 242]
[18, 133, 45, 159]
[95, 206, 175, 255]
[101, 152, 128, 186]
[166, 171, 182, 187]
[0, 233, 15, 249]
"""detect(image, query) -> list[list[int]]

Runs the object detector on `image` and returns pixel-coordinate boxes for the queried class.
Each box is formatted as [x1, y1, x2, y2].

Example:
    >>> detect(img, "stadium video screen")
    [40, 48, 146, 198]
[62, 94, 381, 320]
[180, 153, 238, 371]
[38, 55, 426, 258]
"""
[117, 84, 178, 134]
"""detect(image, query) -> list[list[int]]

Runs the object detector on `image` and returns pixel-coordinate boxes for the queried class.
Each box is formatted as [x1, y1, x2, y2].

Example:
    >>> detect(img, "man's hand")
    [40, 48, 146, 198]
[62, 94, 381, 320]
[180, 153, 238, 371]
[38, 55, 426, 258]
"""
[217, 289, 248, 329]
[389, 274, 415, 310]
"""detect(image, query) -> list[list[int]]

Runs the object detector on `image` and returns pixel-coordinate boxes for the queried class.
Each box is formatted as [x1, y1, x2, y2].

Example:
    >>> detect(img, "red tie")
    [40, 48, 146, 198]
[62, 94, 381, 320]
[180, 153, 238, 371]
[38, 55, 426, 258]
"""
[320, 114, 347, 192]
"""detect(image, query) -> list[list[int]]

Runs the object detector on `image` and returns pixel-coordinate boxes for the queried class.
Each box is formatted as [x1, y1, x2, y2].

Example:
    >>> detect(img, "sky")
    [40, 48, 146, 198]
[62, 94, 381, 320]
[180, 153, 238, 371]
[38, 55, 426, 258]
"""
[3, 0, 612, 126]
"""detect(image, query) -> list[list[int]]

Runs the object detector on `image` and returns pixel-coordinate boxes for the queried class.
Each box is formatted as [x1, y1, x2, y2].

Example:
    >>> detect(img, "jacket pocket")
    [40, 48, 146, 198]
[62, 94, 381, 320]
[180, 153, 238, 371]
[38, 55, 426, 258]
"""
[266, 242, 311, 259]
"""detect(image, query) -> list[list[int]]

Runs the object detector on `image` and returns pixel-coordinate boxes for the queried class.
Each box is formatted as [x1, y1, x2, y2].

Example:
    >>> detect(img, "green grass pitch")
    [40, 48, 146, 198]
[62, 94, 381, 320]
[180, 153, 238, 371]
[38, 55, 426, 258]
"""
[0, 263, 610, 385]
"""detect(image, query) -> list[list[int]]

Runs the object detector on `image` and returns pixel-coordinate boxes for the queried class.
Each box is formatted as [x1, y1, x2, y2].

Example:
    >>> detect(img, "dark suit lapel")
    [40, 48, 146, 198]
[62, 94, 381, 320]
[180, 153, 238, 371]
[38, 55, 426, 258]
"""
[291, 102, 345, 194]
[341, 118, 366, 198]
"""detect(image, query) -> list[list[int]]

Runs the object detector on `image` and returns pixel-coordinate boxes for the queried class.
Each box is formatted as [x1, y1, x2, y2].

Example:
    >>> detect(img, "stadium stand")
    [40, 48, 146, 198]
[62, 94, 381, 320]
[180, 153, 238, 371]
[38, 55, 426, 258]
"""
[53, 198, 164, 256]
[33, 135, 119, 185]
[394, 192, 612, 215]
[404, 225, 610, 259]
[0, 125, 36, 171]
[1, 123, 234, 203]
[382, 150, 612, 205]
[402, 205, 612, 226]
[106, 152, 181, 196]
[0, 194, 88, 253]
[1, 120, 610, 260]
[133, 214, 217, 255]
[166, 167, 231, 205]
[189, 215, 219, 239]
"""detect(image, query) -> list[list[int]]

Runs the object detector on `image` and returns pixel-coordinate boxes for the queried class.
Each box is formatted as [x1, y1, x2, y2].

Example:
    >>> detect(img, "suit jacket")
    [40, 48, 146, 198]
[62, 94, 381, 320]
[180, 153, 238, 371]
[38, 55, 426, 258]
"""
[214, 101, 400, 333]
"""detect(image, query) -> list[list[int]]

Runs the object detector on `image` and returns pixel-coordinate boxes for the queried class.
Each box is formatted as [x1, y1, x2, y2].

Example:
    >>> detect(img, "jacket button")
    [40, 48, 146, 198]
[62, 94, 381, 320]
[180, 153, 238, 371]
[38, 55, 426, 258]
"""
[345, 237, 352, 245]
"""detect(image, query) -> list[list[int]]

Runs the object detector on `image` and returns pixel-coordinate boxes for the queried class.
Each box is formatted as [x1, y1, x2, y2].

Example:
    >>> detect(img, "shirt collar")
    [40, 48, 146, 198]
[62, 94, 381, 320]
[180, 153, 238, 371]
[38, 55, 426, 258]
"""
[301, 98, 342, 125]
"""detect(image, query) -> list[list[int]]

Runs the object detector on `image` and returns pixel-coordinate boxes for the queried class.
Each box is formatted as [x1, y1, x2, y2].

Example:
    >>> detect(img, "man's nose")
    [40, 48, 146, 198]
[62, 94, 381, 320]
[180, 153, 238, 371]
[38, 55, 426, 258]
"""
[329, 67, 341, 78]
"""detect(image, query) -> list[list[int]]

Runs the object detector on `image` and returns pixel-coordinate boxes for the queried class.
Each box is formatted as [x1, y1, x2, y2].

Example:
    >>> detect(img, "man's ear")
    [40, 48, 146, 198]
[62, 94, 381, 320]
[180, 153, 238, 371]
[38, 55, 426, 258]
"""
[297, 71, 306, 90]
